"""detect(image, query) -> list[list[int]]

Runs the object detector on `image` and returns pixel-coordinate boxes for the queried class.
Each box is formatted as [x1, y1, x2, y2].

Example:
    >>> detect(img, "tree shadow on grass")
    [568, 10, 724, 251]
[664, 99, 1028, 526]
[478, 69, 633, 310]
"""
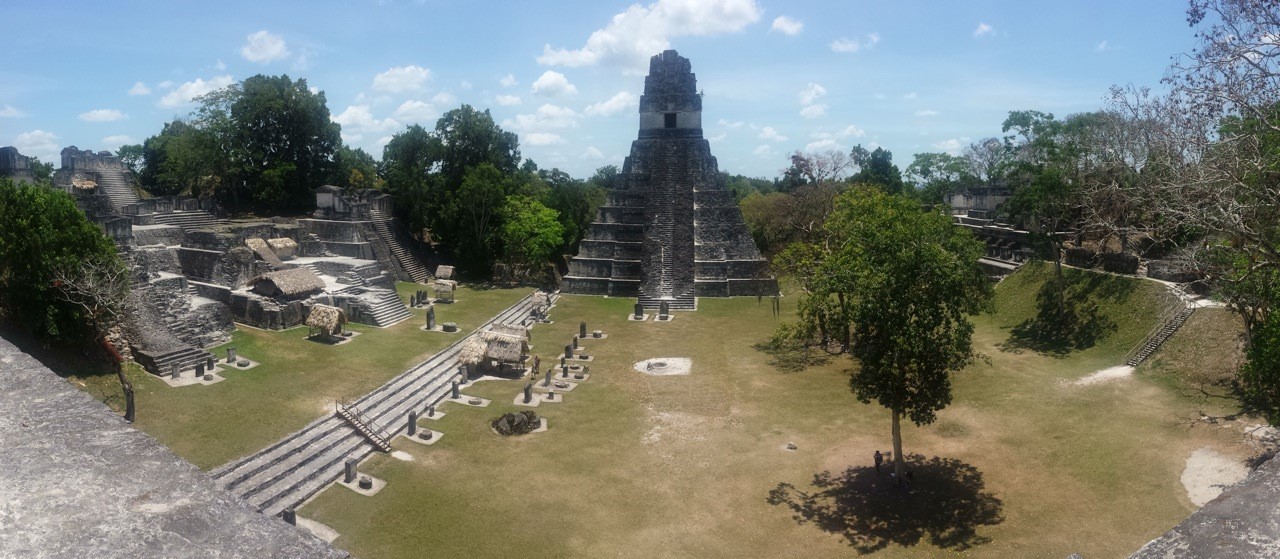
[999, 273, 1120, 357]
[767, 454, 1003, 553]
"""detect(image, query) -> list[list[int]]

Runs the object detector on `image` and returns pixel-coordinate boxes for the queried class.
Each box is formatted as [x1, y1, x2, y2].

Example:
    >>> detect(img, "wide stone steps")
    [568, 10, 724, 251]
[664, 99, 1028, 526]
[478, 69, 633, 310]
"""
[1126, 306, 1196, 367]
[95, 171, 139, 212]
[369, 209, 432, 284]
[211, 293, 542, 516]
[151, 210, 223, 232]
[139, 344, 215, 376]
[637, 294, 696, 311]
[335, 404, 392, 452]
[363, 290, 412, 327]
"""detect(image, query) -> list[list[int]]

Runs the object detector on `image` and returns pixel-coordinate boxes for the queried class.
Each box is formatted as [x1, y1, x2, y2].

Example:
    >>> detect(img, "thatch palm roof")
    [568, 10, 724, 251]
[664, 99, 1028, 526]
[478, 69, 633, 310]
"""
[434, 279, 457, 294]
[266, 237, 298, 259]
[487, 323, 528, 341]
[532, 291, 549, 308]
[482, 332, 527, 363]
[458, 337, 488, 366]
[245, 237, 286, 269]
[435, 265, 455, 280]
[307, 304, 347, 335]
[248, 268, 325, 298]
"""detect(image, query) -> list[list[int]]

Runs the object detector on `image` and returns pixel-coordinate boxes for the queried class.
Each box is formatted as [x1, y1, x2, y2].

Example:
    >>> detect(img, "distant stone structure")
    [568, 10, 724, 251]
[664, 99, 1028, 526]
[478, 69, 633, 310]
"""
[562, 50, 776, 309]
[53, 146, 139, 213]
[0, 146, 36, 183]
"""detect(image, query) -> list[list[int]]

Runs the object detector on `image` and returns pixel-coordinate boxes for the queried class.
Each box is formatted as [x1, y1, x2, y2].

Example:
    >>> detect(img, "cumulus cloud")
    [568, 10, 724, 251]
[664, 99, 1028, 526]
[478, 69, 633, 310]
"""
[372, 65, 432, 93]
[1096, 40, 1112, 52]
[717, 118, 744, 129]
[805, 138, 840, 151]
[932, 136, 971, 156]
[830, 33, 878, 53]
[582, 146, 605, 159]
[332, 105, 402, 140]
[537, 0, 762, 72]
[78, 109, 127, 122]
[758, 126, 788, 142]
[158, 80, 175, 90]
[503, 104, 579, 133]
[432, 91, 457, 106]
[866, 32, 880, 46]
[531, 71, 578, 96]
[903, 91, 917, 99]
[0, 104, 26, 118]
[584, 91, 638, 117]
[214, 59, 227, 71]
[708, 132, 726, 142]
[800, 104, 827, 119]
[101, 135, 134, 150]
[394, 100, 437, 124]
[798, 83, 827, 106]
[13, 129, 59, 162]
[839, 124, 866, 138]
[915, 109, 940, 117]
[973, 23, 993, 37]
[500, 74, 518, 87]
[240, 30, 291, 63]
[496, 94, 522, 106]
[128, 82, 151, 96]
[770, 16, 803, 35]
[526, 132, 566, 146]
[753, 144, 772, 156]
[158, 75, 234, 108]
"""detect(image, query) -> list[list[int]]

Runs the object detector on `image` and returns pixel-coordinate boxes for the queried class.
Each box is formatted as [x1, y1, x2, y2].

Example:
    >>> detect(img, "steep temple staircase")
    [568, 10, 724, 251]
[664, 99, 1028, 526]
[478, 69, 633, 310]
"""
[334, 403, 392, 452]
[95, 170, 139, 212]
[369, 208, 432, 284]
[637, 142, 696, 311]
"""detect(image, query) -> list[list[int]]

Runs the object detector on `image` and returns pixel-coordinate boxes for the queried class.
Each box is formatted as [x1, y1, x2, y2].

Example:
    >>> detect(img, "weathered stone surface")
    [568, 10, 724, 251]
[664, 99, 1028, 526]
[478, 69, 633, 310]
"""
[1100, 252, 1140, 274]
[492, 411, 540, 436]
[1064, 247, 1096, 269]
[562, 50, 776, 303]
[1129, 455, 1280, 558]
[0, 336, 348, 559]
[1146, 259, 1199, 283]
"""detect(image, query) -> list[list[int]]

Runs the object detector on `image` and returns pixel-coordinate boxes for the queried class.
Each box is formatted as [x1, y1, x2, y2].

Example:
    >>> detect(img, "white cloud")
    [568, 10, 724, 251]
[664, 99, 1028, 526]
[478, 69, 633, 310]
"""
[584, 91, 638, 117]
[798, 83, 827, 106]
[500, 74, 518, 87]
[78, 109, 127, 122]
[158, 75, 234, 108]
[431, 91, 457, 106]
[503, 104, 579, 132]
[1096, 40, 1111, 52]
[830, 33, 878, 53]
[127, 82, 151, 96]
[758, 126, 788, 142]
[903, 91, 917, 99]
[332, 105, 401, 136]
[13, 130, 58, 162]
[717, 118, 744, 129]
[240, 30, 291, 63]
[531, 71, 578, 96]
[753, 144, 773, 156]
[495, 94, 522, 106]
[582, 146, 605, 159]
[372, 65, 432, 93]
[973, 22, 993, 37]
[101, 135, 133, 150]
[805, 138, 840, 151]
[932, 136, 971, 156]
[0, 104, 26, 118]
[915, 109, 940, 117]
[460, 80, 473, 90]
[830, 38, 860, 53]
[537, 0, 762, 72]
[708, 132, 726, 142]
[394, 100, 437, 124]
[214, 59, 227, 71]
[800, 104, 827, 119]
[839, 124, 866, 138]
[770, 16, 803, 35]
[526, 132, 566, 146]
[158, 80, 175, 90]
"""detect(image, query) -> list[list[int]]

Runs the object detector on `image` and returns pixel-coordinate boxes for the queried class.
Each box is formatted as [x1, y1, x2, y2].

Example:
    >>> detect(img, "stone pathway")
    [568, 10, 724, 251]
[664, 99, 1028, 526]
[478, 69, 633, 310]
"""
[210, 292, 545, 517]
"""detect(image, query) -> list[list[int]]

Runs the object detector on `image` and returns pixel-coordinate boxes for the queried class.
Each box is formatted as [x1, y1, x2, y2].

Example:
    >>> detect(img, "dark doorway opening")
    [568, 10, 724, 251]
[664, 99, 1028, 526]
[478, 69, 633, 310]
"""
[664, 113, 677, 129]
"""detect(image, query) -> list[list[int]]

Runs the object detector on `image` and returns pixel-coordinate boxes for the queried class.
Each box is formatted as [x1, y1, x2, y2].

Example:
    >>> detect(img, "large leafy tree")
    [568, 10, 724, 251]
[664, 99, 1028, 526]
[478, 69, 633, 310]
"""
[851, 145, 905, 195]
[830, 188, 991, 479]
[905, 152, 979, 205]
[499, 195, 564, 277]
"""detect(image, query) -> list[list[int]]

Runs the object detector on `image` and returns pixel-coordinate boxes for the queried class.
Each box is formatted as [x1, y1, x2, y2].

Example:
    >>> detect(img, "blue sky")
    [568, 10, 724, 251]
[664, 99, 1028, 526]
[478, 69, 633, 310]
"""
[0, 1, 1196, 179]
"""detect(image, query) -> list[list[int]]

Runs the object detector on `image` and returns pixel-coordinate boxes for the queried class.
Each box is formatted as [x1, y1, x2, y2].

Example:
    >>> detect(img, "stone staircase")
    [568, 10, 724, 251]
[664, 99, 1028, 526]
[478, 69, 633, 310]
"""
[95, 170, 139, 212]
[363, 289, 412, 327]
[1126, 305, 1197, 367]
[369, 209, 431, 284]
[334, 404, 392, 452]
[135, 344, 216, 377]
[151, 210, 222, 232]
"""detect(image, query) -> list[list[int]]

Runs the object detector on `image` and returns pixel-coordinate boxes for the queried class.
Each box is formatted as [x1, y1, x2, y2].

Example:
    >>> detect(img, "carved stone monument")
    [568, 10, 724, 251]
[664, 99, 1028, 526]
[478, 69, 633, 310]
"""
[451, 381, 460, 399]
[344, 459, 357, 483]
[407, 410, 418, 436]
[579, 321, 587, 338]
[226, 347, 237, 364]
[523, 383, 533, 404]
[561, 50, 777, 307]
[426, 305, 436, 330]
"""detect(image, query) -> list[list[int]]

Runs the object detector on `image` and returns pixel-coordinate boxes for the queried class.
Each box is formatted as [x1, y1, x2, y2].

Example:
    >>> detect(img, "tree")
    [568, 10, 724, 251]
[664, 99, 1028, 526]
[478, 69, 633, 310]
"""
[51, 255, 134, 422]
[116, 144, 145, 174]
[850, 146, 905, 195]
[831, 188, 991, 479]
[139, 119, 221, 197]
[543, 168, 605, 256]
[334, 145, 382, 192]
[905, 152, 978, 205]
[28, 157, 54, 183]
[452, 163, 512, 269]
[499, 195, 564, 278]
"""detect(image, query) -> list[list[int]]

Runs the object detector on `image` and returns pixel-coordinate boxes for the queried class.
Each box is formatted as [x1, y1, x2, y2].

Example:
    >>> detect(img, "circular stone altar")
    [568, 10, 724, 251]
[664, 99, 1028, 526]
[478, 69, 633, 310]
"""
[634, 357, 692, 376]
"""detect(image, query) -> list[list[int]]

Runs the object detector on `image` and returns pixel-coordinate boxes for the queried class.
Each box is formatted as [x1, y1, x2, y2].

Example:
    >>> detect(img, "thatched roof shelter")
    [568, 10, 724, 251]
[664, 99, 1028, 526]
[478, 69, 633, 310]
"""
[306, 304, 347, 337]
[245, 237, 286, 269]
[266, 237, 298, 260]
[435, 265, 454, 280]
[434, 279, 457, 302]
[458, 337, 488, 366]
[248, 268, 325, 299]
[488, 323, 528, 341]
[532, 291, 549, 309]
[459, 325, 529, 368]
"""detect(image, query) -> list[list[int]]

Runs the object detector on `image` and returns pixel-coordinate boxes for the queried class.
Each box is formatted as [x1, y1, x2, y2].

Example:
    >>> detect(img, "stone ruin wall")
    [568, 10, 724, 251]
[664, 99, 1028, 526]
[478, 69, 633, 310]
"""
[0, 146, 36, 183]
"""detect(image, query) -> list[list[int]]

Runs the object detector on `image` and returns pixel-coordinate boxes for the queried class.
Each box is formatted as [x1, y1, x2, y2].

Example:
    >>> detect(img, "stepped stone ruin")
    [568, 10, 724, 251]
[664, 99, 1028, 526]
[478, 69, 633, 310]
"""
[0, 146, 37, 184]
[562, 50, 777, 309]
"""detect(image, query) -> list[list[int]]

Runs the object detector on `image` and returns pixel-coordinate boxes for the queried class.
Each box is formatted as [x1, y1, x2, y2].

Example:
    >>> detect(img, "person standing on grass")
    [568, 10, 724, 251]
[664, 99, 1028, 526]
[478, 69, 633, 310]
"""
[874, 450, 883, 474]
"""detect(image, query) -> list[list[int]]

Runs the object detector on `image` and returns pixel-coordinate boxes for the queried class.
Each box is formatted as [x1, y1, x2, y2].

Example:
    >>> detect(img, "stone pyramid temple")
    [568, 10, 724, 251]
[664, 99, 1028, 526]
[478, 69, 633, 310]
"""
[562, 50, 777, 309]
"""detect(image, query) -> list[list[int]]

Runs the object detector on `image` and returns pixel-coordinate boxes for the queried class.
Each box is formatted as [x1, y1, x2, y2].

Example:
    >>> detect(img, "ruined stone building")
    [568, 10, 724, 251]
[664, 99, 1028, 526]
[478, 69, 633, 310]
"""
[0, 146, 37, 184]
[562, 50, 777, 309]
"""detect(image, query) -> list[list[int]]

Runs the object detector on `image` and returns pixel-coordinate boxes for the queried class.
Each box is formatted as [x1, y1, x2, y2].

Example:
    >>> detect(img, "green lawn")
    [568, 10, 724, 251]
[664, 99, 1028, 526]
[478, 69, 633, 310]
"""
[67, 283, 529, 470]
[294, 264, 1257, 558]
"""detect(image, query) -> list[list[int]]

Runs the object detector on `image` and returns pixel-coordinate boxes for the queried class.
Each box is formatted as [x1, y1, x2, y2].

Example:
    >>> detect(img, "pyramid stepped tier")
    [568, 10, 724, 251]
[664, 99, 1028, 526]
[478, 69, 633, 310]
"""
[150, 210, 225, 232]
[563, 50, 777, 304]
[369, 208, 432, 284]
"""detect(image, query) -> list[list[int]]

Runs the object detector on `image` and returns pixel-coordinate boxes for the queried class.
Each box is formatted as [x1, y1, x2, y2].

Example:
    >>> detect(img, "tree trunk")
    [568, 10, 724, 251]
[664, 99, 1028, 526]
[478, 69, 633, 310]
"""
[116, 364, 135, 423]
[891, 407, 905, 483]
[1053, 237, 1065, 317]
